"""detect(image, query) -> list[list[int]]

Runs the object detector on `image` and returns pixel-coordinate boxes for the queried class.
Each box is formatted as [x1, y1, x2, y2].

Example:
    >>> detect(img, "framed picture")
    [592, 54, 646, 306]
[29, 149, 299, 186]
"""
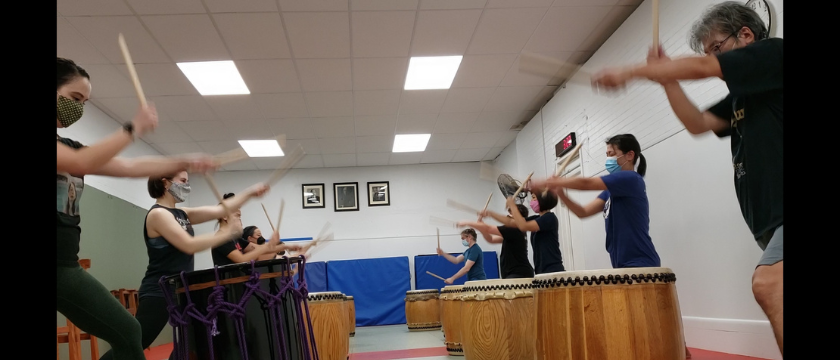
[302, 184, 325, 209]
[367, 181, 390, 206]
[334, 182, 359, 212]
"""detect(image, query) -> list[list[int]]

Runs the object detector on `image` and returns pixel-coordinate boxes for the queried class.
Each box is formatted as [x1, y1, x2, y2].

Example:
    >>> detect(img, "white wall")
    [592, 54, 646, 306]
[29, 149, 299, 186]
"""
[185, 162, 503, 287]
[497, 0, 783, 358]
[56, 103, 164, 209]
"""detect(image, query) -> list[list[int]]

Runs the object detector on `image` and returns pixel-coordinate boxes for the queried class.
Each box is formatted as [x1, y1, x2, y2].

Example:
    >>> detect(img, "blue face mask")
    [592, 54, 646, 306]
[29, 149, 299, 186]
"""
[605, 156, 622, 174]
[462, 239, 469, 247]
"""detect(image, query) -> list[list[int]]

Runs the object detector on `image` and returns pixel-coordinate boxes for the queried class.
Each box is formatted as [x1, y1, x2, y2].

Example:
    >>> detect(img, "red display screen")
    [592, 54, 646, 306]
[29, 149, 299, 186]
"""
[555, 132, 576, 158]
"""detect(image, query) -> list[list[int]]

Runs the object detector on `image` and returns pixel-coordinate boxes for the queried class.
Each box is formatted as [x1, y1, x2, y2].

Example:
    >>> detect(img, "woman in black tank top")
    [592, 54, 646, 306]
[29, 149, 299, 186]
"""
[99, 171, 272, 360]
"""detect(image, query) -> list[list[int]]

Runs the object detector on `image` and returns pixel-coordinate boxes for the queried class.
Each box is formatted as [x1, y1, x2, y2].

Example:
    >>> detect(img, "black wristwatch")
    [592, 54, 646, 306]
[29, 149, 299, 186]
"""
[122, 122, 134, 138]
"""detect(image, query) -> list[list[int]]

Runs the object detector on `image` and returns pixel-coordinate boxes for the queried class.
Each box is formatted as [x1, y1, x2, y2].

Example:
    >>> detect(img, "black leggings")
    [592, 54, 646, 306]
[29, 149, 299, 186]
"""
[99, 296, 173, 360]
[57, 265, 145, 360]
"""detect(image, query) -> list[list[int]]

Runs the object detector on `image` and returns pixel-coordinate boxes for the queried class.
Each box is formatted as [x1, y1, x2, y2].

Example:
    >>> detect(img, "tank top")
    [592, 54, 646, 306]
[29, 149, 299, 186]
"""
[138, 204, 195, 298]
[56, 136, 86, 267]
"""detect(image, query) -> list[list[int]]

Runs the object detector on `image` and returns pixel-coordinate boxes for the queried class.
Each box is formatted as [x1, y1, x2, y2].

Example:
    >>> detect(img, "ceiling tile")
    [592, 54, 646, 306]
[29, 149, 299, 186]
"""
[305, 92, 354, 117]
[311, 117, 356, 138]
[440, 88, 495, 113]
[140, 15, 231, 62]
[149, 95, 217, 122]
[523, 6, 612, 53]
[452, 148, 490, 162]
[354, 115, 397, 136]
[472, 111, 535, 132]
[426, 133, 465, 150]
[450, 54, 517, 88]
[351, 11, 416, 58]
[57, 0, 134, 16]
[389, 152, 423, 165]
[266, 118, 317, 139]
[221, 159, 259, 171]
[554, 0, 619, 5]
[352, 58, 408, 90]
[284, 139, 322, 154]
[526, 86, 558, 110]
[351, 0, 418, 11]
[253, 93, 309, 119]
[124, 0, 205, 14]
[356, 153, 391, 166]
[220, 119, 278, 139]
[236, 60, 301, 93]
[251, 157, 289, 170]
[616, 0, 642, 5]
[278, 0, 349, 11]
[154, 142, 205, 155]
[466, 8, 547, 54]
[282, 12, 350, 58]
[410, 10, 481, 56]
[433, 113, 479, 133]
[483, 86, 544, 112]
[57, 17, 110, 65]
[487, 0, 553, 6]
[421, 149, 456, 163]
[94, 97, 141, 124]
[355, 135, 393, 153]
[354, 90, 401, 116]
[64, 16, 170, 64]
[142, 121, 194, 143]
[323, 154, 357, 167]
[396, 114, 437, 134]
[576, 5, 638, 52]
[203, 96, 265, 120]
[177, 120, 233, 142]
[197, 140, 241, 154]
[296, 59, 352, 92]
[81, 64, 137, 98]
[398, 90, 448, 114]
[482, 146, 506, 160]
[498, 53, 569, 87]
[318, 137, 356, 154]
[212, 13, 291, 60]
[460, 131, 505, 149]
[205, 0, 279, 12]
[494, 130, 519, 147]
[293, 154, 325, 168]
[116, 63, 200, 96]
[419, 0, 487, 10]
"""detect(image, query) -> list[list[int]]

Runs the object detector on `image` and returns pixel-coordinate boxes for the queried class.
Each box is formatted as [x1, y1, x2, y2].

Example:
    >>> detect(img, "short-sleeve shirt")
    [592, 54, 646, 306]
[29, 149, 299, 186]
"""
[527, 212, 565, 274]
[463, 243, 487, 281]
[597, 170, 661, 268]
[57, 136, 87, 268]
[497, 225, 534, 278]
[212, 238, 245, 267]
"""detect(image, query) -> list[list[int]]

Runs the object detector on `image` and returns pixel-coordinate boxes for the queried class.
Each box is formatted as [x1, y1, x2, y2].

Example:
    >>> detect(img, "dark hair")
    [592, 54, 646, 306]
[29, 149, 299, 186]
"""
[606, 134, 647, 176]
[147, 174, 177, 198]
[242, 226, 257, 240]
[513, 204, 529, 218]
[223, 192, 235, 200]
[57, 57, 90, 90]
[460, 228, 477, 240]
[535, 190, 558, 212]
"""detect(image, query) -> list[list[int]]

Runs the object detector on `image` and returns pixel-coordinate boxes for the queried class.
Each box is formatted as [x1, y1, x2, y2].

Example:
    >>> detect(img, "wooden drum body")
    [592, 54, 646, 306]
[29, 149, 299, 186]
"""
[404, 289, 441, 331]
[533, 268, 686, 360]
[461, 279, 535, 360]
[346, 296, 356, 337]
[440, 285, 465, 356]
[303, 292, 349, 360]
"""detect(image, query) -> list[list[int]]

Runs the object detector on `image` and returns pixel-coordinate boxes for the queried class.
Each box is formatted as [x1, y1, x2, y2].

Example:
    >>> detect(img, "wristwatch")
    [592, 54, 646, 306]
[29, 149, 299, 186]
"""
[122, 122, 134, 138]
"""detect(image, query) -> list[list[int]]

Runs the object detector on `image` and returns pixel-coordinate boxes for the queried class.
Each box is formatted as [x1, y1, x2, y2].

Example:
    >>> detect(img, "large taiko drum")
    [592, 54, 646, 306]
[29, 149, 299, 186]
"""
[532, 268, 686, 360]
[303, 292, 349, 360]
[439, 285, 465, 356]
[404, 289, 441, 331]
[460, 279, 535, 360]
[345, 295, 356, 337]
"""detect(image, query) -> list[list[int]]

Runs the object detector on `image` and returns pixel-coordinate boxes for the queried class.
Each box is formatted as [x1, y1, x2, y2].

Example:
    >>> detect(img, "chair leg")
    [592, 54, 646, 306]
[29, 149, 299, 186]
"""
[89, 335, 99, 359]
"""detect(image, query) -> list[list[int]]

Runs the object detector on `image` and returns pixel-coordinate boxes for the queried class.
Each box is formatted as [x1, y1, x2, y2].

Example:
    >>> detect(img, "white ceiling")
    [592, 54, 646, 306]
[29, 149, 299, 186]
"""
[57, 0, 641, 171]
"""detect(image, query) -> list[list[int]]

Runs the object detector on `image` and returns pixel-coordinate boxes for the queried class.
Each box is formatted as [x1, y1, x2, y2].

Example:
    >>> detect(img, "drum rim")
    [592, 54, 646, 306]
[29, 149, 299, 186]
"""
[307, 292, 345, 301]
[463, 278, 534, 287]
[532, 268, 676, 287]
[533, 267, 674, 281]
[406, 289, 439, 295]
[161, 257, 304, 285]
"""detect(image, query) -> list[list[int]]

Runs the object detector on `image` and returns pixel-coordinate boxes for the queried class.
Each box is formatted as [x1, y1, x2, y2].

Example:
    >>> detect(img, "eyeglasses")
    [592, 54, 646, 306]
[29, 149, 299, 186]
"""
[708, 33, 737, 55]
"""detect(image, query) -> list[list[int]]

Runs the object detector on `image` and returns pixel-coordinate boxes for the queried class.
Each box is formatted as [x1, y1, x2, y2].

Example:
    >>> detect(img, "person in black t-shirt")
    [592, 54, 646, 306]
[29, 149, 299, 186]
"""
[590, 2, 783, 355]
[55, 57, 218, 360]
[461, 203, 534, 279]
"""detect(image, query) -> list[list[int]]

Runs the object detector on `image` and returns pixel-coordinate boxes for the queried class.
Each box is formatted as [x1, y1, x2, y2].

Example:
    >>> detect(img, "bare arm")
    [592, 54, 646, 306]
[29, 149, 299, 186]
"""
[540, 176, 607, 192]
[147, 208, 243, 255]
[482, 210, 516, 228]
[661, 83, 731, 135]
[57, 130, 134, 175]
[437, 248, 464, 264]
[506, 197, 539, 232]
[557, 191, 605, 218]
[182, 183, 269, 225]
[91, 156, 193, 178]
[629, 55, 723, 83]
[447, 260, 475, 283]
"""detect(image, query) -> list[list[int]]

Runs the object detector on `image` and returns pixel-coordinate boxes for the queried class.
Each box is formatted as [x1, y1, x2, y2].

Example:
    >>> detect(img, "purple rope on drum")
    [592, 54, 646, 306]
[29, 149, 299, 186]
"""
[207, 265, 260, 360]
[159, 271, 219, 360]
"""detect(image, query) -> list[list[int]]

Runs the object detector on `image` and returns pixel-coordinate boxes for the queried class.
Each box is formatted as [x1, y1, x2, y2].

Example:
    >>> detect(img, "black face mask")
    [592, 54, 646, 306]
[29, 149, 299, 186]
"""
[256, 236, 266, 245]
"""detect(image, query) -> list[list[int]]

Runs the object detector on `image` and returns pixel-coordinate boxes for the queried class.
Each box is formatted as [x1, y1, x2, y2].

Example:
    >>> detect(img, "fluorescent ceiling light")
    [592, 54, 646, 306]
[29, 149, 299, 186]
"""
[238, 140, 284, 157]
[392, 134, 431, 152]
[176, 61, 250, 95]
[404, 56, 463, 90]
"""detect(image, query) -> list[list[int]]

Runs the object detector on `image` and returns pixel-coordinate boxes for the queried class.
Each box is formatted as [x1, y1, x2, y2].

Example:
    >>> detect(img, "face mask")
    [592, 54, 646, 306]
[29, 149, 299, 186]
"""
[57, 93, 84, 127]
[462, 239, 469, 247]
[168, 181, 191, 203]
[605, 156, 623, 174]
[530, 199, 540, 213]
[256, 236, 266, 245]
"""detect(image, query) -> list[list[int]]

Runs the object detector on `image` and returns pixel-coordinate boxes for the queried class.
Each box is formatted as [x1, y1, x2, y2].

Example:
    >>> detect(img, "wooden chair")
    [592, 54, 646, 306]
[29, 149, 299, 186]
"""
[57, 259, 100, 360]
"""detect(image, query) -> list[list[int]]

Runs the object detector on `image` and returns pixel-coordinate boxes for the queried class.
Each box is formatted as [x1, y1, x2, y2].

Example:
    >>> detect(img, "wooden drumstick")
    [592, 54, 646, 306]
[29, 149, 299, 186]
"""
[653, 0, 660, 53]
[276, 199, 285, 232]
[477, 193, 493, 220]
[518, 52, 592, 79]
[204, 173, 233, 217]
[267, 144, 305, 186]
[426, 271, 446, 281]
[429, 216, 459, 228]
[437, 228, 440, 250]
[512, 172, 534, 199]
[261, 203, 276, 232]
[446, 199, 482, 215]
[118, 34, 147, 107]
[543, 141, 584, 196]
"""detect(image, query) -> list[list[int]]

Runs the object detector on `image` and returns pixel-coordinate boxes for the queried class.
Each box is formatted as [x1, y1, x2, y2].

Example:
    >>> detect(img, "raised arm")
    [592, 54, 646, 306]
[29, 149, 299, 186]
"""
[437, 247, 464, 264]
[147, 208, 244, 255]
[505, 197, 539, 232]
[457, 221, 502, 244]
[182, 182, 270, 225]
[91, 154, 217, 178]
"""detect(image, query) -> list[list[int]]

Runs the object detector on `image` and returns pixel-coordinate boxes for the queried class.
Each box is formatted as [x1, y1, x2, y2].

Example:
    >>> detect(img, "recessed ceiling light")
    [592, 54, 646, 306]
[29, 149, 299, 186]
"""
[392, 134, 431, 152]
[176, 61, 250, 95]
[404, 56, 463, 90]
[238, 140, 284, 157]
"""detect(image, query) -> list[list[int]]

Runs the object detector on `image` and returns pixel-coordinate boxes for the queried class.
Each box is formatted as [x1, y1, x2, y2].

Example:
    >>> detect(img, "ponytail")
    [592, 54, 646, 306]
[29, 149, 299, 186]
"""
[637, 153, 647, 177]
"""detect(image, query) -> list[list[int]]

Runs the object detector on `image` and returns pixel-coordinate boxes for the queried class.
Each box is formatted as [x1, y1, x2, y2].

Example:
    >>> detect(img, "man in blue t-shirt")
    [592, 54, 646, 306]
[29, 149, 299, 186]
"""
[437, 228, 486, 283]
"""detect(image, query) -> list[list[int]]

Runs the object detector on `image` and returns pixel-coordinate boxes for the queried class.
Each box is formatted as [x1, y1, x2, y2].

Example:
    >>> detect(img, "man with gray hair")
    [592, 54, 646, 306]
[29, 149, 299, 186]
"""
[590, 1, 783, 356]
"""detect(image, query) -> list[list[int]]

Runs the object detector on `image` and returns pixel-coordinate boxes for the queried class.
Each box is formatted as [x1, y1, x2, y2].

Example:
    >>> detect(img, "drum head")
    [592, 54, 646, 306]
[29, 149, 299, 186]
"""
[463, 278, 533, 289]
[161, 257, 304, 291]
[533, 267, 676, 288]
[406, 289, 439, 295]
[533, 267, 674, 282]
[307, 291, 344, 302]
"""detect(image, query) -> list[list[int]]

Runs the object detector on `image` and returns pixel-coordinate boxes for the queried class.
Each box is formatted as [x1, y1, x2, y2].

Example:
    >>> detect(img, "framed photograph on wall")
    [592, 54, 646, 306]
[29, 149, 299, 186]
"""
[367, 181, 390, 207]
[302, 184, 325, 209]
[334, 182, 359, 212]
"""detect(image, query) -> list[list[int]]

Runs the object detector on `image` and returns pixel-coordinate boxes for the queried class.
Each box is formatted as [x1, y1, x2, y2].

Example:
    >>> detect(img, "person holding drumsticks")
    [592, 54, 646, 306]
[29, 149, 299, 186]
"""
[99, 174, 270, 360]
[211, 196, 300, 267]
[56, 56, 218, 360]
[590, 2, 782, 354]
[436, 228, 487, 284]
[458, 204, 534, 279]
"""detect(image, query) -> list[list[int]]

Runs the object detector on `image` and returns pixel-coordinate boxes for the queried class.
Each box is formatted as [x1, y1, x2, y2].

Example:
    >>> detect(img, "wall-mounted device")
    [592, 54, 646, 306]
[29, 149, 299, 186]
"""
[555, 132, 576, 158]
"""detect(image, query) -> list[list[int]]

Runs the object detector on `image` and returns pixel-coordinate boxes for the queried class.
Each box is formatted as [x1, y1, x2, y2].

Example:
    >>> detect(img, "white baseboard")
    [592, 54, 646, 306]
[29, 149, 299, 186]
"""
[683, 316, 782, 360]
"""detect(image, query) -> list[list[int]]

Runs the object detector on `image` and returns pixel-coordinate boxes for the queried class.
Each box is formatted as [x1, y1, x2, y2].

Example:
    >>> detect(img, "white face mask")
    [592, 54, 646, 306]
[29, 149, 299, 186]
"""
[168, 182, 191, 203]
